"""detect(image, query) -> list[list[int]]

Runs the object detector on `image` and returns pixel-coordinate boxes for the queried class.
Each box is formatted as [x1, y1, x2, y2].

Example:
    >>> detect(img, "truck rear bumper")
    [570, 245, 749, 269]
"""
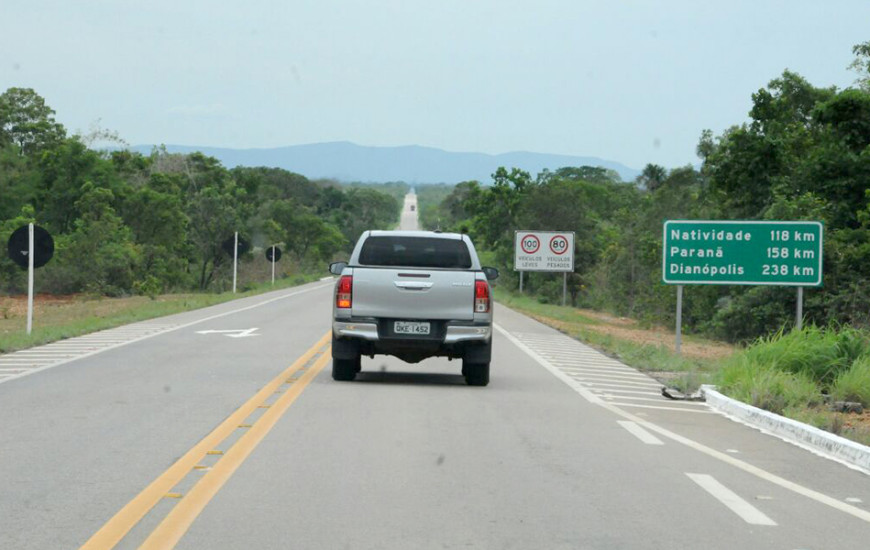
[332, 320, 491, 344]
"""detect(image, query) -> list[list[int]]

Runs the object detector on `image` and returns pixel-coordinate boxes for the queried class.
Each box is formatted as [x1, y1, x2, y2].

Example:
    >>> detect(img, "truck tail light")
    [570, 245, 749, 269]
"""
[474, 280, 490, 313]
[336, 275, 353, 309]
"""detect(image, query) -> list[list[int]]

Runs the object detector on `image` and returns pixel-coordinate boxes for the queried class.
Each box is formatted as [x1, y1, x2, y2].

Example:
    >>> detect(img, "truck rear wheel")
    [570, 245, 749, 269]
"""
[332, 357, 359, 381]
[463, 361, 489, 386]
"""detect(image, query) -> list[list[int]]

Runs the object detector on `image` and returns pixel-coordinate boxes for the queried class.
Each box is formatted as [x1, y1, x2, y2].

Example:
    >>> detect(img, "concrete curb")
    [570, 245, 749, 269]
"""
[701, 385, 870, 474]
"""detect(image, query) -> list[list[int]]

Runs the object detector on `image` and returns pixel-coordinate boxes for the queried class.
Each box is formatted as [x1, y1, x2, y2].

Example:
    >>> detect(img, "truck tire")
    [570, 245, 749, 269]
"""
[463, 361, 489, 386]
[332, 357, 359, 381]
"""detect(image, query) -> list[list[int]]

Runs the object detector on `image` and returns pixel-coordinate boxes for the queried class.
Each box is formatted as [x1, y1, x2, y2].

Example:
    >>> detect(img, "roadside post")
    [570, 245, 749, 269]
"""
[6, 224, 55, 335]
[265, 245, 282, 285]
[233, 232, 238, 293]
[514, 231, 575, 306]
[675, 285, 683, 355]
[222, 233, 251, 294]
[663, 220, 824, 354]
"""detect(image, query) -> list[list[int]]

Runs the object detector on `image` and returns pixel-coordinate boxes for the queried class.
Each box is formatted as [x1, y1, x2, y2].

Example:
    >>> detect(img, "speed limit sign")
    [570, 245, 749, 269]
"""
[514, 231, 574, 272]
[549, 235, 569, 255]
[520, 234, 540, 254]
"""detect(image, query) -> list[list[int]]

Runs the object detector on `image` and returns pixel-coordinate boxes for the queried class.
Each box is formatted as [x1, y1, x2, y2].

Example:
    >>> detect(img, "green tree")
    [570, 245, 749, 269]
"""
[0, 88, 66, 155]
[268, 200, 346, 265]
[45, 184, 140, 295]
[186, 187, 241, 290]
[848, 40, 870, 90]
[636, 163, 667, 191]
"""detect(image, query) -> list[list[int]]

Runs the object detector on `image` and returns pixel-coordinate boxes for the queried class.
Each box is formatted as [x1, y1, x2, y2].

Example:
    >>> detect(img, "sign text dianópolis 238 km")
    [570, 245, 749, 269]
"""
[662, 220, 823, 286]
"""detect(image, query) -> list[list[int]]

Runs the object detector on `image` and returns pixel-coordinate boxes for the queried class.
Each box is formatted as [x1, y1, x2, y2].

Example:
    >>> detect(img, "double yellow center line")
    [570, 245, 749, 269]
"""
[80, 331, 332, 550]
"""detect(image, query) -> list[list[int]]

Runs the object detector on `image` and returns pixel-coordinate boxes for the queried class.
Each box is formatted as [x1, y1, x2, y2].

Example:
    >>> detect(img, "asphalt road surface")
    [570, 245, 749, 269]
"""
[1, 196, 869, 549]
[400, 189, 419, 231]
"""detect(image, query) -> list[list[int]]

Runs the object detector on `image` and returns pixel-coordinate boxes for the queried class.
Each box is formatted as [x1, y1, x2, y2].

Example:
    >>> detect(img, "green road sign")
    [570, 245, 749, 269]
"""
[663, 220, 823, 286]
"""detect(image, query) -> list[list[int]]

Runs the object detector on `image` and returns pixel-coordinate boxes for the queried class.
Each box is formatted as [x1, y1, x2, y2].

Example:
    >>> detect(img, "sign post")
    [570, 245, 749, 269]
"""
[27, 224, 34, 334]
[514, 231, 575, 306]
[7, 224, 55, 335]
[233, 231, 239, 293]
[222, 233, 250, 294]
[265, 245, 282, 285]
[675, 285, 683, 355]
[663, 220, 824, 352]
[796, 287, 804, 330]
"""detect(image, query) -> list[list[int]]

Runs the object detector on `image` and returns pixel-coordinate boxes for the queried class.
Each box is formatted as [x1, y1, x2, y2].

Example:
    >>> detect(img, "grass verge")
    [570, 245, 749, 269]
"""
[0, 273, 323, 354]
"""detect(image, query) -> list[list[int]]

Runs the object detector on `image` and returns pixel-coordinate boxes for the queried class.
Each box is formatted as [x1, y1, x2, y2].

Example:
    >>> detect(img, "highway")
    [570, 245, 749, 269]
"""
[1, 193, 869, 549]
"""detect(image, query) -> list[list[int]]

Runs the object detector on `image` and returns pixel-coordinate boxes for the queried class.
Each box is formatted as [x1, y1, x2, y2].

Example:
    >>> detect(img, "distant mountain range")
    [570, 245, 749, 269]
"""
[130, 141, 640, 184]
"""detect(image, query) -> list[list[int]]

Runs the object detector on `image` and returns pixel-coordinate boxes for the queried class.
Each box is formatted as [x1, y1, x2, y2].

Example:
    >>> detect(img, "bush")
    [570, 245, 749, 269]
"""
[716, 355, 820, 414]
[831, 355, 870, 406]
[738, 326, 858, 387]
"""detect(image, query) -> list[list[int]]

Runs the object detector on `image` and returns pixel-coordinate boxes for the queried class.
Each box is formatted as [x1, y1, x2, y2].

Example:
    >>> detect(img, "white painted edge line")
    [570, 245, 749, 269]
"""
[494, 324, 602, 405]
[617, 421, 664, 445]
[604, 395, 708, 407]
[612, 403, 713, 414]
[0, 282, 334, 387]
[702, 385, 870, 475]
[494, 320, 870, 524]
[578, 381, 662, 390]
[590, 388, 662, 396]
[686, 473, 777, 526]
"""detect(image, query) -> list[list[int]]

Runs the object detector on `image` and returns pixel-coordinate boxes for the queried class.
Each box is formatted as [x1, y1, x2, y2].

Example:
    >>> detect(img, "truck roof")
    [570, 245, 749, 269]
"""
[366, 230, 466, 240]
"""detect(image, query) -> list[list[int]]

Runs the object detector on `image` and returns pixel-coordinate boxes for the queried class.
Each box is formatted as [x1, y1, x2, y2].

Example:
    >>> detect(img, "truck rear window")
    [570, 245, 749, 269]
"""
[358, 236, 472, 269]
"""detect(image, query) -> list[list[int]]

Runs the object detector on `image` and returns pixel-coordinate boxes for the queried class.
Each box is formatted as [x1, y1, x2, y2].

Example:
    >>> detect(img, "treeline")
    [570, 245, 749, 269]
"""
[424, 42, 870, 342]
[0, 88, 401, 296]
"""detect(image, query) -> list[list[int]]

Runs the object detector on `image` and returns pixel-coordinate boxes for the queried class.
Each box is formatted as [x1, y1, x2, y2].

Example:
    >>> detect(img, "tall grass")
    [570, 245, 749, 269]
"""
[716, 355, 820, 414]
[736, 325, 870, 388]
[831, 355, 870, 406]
[716, 325, 870, 413]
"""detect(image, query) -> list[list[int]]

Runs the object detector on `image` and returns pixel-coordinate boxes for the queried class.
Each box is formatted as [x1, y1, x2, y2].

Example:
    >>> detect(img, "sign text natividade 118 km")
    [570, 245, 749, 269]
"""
[662, 220, 823, 286]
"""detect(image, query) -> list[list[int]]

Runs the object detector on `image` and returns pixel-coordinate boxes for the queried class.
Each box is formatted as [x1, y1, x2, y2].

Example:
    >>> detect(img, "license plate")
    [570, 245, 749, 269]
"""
[394, 321, 430, 335]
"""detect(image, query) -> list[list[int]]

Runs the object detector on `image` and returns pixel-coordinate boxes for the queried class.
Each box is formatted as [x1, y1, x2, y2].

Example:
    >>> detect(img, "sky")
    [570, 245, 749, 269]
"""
[2, 0, 868, 170]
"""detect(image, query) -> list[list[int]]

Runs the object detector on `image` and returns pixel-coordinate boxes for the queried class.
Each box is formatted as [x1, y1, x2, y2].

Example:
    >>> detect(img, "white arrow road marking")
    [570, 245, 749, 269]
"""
[686, 473, 777, 526]
[195, 328, 260, 338]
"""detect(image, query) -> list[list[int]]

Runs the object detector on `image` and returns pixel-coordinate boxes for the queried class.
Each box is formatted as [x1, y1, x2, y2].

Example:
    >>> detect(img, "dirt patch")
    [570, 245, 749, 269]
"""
[841, 410, 870, 443]
[525, 313, 734, 361]
[572, 308, 637, 326]
[583, 323, 734, 360]
[0, 294, 80, 318]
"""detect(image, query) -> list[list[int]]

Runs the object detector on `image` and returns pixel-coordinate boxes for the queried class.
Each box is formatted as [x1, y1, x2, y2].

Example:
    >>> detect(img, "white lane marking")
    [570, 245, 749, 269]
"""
[14, 350, 81, 354]
[558, 366, 648, 375]
[590, 388, 662, 396]
[195, 328, 260, 338]
[617, 421, 664, 445]
[551, 360, 644, 376]
[495, 320, 870, 524]
[0, 283, 333, 386]
[578, 380, 662, 389]
[846, 497, 863, 503]
[495, 325, 602, 405]
[601, 394, 709, 406]
[726, 449, 740, 454]
[570, 373, 660, 383]
[615, 403, 713, 414]
[686, 473, 777, 526]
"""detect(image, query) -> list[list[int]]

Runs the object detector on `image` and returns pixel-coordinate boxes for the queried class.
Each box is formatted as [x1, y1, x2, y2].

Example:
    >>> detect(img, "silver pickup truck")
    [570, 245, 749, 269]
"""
[329, 230, 499, 386]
